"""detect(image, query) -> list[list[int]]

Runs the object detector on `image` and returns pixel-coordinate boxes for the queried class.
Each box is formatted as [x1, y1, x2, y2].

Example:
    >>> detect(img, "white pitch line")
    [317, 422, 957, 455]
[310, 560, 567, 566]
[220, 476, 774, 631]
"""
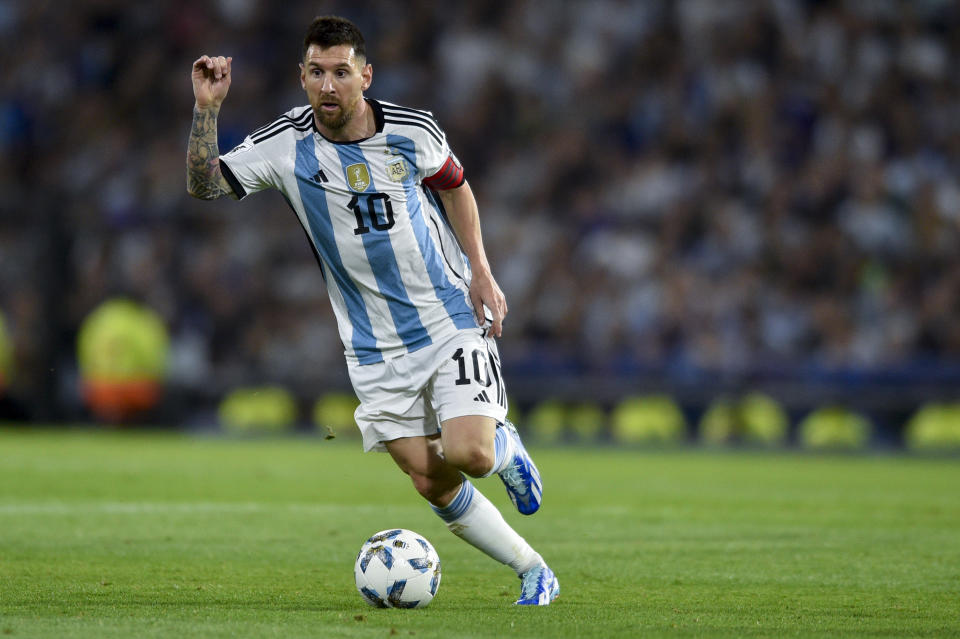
[0, 502, 402, 516]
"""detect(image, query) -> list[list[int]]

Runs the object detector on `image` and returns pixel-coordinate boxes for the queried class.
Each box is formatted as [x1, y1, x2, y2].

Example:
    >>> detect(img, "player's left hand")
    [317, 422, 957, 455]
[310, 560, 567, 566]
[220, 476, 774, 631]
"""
[470, 269, 507, 337]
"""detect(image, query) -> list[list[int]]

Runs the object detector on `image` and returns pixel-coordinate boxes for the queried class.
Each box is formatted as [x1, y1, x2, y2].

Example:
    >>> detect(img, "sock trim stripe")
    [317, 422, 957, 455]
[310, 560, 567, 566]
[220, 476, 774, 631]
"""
[431, 479, 475, 523]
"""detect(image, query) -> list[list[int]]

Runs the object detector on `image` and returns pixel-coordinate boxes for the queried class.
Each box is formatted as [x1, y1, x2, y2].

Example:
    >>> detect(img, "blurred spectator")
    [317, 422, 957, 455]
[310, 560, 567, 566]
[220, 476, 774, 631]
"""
[2, 0, 960, 422]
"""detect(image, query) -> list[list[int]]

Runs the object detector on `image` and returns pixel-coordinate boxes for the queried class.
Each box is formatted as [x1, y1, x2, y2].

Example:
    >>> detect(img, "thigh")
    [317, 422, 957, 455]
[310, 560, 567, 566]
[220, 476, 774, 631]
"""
[439, 414, 498, 457]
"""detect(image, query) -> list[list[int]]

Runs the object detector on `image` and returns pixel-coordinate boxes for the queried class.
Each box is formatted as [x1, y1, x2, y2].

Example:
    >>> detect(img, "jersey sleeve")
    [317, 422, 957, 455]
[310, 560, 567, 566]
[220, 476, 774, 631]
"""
[218, 137, 276, 200]
[419, 118, 465, 191]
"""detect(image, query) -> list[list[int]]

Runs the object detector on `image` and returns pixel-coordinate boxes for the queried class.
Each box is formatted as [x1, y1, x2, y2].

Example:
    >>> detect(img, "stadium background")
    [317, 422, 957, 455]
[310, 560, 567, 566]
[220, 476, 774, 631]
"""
[1, 0, 959, 449]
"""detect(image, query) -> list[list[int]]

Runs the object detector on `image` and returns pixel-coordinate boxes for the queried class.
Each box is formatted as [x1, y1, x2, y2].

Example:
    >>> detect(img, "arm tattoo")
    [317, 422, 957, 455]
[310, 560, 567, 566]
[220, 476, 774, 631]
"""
[186, 106, 232, 200]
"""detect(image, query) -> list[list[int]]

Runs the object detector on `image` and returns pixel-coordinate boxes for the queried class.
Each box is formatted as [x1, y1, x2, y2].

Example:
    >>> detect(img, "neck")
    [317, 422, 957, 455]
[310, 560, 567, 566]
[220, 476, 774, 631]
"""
[316, 97, 374, 142]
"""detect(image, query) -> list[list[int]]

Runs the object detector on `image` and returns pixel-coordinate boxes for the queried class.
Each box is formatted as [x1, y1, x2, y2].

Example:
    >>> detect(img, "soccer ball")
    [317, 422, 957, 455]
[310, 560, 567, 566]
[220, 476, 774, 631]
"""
[354, 529, 441, 609]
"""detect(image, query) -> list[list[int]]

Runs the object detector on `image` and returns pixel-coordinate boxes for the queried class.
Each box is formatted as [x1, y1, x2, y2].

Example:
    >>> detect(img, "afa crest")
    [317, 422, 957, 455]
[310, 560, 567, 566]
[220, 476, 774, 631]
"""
[386, 156, 409, 183]
[346, 163, 371, 191]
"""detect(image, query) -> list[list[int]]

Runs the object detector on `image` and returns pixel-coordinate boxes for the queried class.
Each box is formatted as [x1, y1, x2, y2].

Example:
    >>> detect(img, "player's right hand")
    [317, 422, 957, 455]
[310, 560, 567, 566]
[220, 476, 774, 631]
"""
[192, 55, 232, 110]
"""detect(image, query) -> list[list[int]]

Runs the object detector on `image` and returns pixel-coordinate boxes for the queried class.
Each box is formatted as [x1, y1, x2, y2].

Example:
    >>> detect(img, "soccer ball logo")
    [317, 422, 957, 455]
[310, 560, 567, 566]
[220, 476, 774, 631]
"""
[354, 529, 441, 609]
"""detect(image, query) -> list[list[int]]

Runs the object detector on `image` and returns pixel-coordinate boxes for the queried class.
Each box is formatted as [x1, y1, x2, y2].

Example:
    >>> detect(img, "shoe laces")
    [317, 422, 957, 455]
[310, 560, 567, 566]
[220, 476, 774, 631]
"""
[500, 462, 528, 495]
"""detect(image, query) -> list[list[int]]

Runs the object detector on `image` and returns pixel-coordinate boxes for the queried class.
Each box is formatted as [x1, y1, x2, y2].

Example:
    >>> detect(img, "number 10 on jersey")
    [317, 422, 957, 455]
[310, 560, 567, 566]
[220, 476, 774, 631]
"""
[350, 193, 395, 235]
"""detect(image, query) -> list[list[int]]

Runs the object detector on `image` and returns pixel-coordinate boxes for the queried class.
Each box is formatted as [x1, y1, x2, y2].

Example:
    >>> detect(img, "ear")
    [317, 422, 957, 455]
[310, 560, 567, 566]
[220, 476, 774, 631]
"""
[299, 63, 306, 90]
[361, 63, 373, 92]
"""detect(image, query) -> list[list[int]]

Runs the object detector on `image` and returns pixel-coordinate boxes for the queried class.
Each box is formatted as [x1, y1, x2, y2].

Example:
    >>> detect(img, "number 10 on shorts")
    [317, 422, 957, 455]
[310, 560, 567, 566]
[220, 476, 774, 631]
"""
[451, 347, 491, 387]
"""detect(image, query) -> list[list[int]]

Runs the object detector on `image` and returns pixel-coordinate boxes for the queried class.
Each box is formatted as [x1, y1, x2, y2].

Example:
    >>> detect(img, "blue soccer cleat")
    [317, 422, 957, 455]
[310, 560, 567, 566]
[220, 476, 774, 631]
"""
[497, 421, 543, 515]
[515, 562, 560, 606]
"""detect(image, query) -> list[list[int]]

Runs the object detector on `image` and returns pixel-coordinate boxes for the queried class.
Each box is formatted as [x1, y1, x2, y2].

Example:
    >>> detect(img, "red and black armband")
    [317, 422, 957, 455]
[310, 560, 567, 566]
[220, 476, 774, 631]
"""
[422, 155, 465, 190]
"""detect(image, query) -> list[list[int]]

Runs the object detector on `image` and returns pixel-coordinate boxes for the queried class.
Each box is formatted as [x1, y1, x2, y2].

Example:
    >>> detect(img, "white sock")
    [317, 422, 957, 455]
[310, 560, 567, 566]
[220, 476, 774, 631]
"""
[431, 479, 540, 576]
[482, 424, 516, 477]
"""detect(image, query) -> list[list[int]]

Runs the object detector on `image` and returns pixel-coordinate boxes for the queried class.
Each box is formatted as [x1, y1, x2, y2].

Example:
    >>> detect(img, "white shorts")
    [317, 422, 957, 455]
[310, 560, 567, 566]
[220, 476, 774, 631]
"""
[348, 329, 508, 452]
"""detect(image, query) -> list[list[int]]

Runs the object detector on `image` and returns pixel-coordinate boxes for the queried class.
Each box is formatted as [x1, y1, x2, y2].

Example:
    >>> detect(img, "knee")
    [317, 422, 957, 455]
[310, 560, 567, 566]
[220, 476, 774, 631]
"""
[408, 470, 459, 505]
[443, 442, 494, 477]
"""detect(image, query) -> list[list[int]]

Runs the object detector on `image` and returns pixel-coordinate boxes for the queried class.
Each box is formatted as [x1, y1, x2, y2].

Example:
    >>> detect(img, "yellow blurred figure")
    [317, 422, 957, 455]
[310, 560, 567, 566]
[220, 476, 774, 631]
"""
[77, 299, 169, 423]
[611, 394, 685, 445]
[526, 399, 566, 444]
[567, 402, 606, 442]
[700, 393, 788, 446]
[904, 402, 960, 451]
[312, 391, 361, 439]
[219, 386, 298, 433]
[798, 405, 872, 450]
[699, 396, 736, 446]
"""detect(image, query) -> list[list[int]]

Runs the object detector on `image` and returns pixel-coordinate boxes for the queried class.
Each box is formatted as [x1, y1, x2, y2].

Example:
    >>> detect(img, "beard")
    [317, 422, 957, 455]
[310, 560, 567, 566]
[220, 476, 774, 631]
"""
[315, 94, 360, 131]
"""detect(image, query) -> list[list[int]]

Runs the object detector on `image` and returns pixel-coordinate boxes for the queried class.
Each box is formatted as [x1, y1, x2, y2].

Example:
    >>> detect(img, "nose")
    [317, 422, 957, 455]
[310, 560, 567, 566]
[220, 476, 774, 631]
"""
[321, 73, 335, 93]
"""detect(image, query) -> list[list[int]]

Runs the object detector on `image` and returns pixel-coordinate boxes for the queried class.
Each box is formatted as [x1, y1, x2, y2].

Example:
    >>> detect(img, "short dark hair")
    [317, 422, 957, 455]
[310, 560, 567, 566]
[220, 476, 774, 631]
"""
[301, 15, 366, 62]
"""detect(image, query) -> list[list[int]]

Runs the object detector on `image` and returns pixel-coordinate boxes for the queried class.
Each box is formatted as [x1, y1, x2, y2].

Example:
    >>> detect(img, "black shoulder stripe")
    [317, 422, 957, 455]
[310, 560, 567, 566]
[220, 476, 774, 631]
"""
[251, 113, 306, 138]
[381, 104, 442, 134]
[251, 109, 312, 138]
[251, 119, 281, 137]
[381, 105, 443, 139]
[383, 117, 443, 146]
[380, 103, 438, 124]
[251, 109, 313, 139]
[252, 121, 313, 145]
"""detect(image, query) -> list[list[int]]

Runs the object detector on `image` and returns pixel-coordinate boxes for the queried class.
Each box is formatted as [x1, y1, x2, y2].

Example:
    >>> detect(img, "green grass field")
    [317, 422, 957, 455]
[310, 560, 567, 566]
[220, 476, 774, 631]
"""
[1, 428, 958, 638]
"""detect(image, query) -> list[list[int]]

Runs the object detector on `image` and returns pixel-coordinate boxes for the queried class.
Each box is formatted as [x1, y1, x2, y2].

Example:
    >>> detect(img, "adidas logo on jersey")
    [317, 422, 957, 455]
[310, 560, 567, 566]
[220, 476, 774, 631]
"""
[473, 391, 491, 403]
[311, 169, 329, 184]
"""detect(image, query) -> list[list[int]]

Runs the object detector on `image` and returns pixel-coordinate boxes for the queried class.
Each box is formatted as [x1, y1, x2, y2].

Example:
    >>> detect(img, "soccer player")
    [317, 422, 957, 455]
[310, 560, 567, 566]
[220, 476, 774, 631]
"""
[186, 16, 559, 606]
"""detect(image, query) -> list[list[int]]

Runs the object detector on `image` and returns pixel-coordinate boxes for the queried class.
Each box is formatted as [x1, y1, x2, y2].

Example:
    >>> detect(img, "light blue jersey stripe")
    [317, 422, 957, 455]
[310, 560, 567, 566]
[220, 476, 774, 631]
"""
[334, 144, 432, 353]
[295, 137, 383, 364]
[387, 134, 476, 330]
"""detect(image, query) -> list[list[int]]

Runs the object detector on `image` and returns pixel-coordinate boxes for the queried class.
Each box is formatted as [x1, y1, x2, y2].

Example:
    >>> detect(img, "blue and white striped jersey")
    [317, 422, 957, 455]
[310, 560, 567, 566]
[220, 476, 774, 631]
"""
[219, 99, 479, 365]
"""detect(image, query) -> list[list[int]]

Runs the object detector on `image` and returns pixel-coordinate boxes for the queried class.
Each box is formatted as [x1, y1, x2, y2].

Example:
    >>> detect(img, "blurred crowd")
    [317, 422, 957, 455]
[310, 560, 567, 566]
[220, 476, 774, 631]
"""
[2, 0, 960, 421]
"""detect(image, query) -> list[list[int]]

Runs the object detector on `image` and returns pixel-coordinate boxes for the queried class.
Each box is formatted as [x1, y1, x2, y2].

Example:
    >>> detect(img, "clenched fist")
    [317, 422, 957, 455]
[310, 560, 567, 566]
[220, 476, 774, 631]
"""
[192, 55, 232, 110]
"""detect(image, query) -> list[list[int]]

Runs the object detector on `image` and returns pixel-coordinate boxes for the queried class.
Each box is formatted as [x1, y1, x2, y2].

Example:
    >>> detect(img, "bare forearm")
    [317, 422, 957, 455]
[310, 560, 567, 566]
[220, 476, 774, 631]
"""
[186, 106, 232, 200]
[438, 183, 491, 274]
[437, 181, 507, 334]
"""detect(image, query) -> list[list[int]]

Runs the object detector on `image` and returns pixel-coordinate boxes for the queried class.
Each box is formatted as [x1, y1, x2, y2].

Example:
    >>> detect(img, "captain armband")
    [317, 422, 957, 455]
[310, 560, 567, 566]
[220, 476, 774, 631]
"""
[422, 155, 465, 191]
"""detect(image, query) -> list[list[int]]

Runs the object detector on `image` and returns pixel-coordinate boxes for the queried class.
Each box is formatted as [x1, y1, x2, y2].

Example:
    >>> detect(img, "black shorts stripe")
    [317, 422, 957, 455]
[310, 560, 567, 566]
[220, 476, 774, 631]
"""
[381, 106, 443, 139]
[382, 117, 443, 146]
[486, 343, 505, 409]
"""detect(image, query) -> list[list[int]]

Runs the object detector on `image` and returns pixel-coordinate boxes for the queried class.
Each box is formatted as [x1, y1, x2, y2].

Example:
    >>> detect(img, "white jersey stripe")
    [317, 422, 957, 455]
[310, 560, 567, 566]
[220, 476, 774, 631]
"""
[333, 142, 433, 353]
[387, 133, 475, 329]
[294, 135, 383, 363]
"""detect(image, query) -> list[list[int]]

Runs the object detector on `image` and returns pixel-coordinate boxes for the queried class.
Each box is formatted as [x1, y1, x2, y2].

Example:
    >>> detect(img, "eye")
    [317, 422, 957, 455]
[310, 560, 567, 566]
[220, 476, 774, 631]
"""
[336, 70, 347, 78]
